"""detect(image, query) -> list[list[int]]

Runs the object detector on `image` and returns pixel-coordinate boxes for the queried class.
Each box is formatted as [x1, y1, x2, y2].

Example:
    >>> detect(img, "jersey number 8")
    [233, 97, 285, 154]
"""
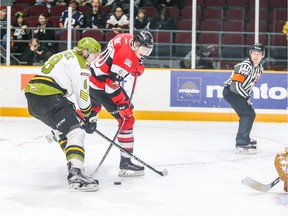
[41, 51, 75, 74]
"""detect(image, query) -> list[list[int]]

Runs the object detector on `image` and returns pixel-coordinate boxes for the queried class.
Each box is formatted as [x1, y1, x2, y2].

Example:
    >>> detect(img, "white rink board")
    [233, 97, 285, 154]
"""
[0, 67, 170, 110]
[0, 66, 286, 114]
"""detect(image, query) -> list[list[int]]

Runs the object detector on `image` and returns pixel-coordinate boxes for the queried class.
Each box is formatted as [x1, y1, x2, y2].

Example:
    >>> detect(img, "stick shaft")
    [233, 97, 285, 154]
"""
[94, 129, 168, 176]
[90, 119, 125, 176]
[91, 75, 139, 176]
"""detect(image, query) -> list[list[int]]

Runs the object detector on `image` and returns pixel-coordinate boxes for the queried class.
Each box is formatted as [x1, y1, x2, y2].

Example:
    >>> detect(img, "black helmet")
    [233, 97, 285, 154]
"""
[249, 43, 265, 56]
[133, 31, 154, 56]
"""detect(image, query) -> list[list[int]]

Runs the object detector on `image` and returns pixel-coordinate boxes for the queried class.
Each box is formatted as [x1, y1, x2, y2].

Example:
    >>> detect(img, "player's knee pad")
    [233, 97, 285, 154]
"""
[117, 116, 135, 130]
[66, 127, 85, 148]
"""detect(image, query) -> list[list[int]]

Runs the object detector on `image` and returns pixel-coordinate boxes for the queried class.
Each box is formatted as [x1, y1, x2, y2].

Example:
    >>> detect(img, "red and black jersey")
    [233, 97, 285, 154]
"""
[89, 33, 144, 103]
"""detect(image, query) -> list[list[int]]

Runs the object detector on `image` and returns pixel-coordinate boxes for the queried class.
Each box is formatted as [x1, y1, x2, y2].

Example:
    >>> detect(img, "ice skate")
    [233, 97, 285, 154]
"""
[236, 143, 257, 155]
[249, 139, 257, 145]
[118, 157, 145, 177]
[67, 165, 99, 192]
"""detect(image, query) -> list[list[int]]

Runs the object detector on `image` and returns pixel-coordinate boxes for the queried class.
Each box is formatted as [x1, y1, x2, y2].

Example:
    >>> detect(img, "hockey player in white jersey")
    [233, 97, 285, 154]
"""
[24, 37, 101, 191]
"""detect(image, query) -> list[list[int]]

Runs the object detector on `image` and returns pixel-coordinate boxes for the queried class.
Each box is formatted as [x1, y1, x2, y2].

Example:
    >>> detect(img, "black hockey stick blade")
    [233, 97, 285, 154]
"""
[242, 177, 280, 192]
[94, 129, 168, 177]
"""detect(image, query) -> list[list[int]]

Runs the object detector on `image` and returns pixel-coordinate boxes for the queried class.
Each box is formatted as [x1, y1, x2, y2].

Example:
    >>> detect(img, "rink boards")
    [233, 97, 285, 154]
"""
[0, 66, 287, 122]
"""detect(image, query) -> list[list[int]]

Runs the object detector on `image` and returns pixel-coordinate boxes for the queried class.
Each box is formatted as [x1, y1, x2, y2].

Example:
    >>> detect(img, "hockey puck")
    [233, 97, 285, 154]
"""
[114, 181, 121, 185]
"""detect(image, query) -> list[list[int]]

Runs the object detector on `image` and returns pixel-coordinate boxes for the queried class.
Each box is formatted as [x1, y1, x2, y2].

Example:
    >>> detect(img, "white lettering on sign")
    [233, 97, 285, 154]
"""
[206, 84, 287, 100]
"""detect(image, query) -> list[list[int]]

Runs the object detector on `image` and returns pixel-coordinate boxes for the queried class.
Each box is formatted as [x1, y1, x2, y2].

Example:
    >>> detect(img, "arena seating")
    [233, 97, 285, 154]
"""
[5, 0, 287, 70]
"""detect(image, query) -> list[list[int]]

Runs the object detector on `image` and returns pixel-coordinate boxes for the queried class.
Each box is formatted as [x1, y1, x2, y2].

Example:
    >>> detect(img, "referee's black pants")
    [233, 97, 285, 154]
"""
[222, 86, 256, 146]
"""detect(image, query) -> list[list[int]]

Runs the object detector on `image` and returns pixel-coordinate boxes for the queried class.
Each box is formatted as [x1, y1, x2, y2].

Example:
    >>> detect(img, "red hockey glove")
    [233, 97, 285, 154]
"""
[131, 71, 142, 76]
[117, 103, 133, 118]
[131, 65, 144, 76]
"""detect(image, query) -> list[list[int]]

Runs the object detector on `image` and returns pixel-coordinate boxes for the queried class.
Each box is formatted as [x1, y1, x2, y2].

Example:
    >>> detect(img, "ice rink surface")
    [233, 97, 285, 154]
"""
[0, 117, 287, 216]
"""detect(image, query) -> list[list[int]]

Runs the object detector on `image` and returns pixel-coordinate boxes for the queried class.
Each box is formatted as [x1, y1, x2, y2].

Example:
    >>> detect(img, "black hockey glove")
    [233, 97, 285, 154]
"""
[83, 111, 98, 134]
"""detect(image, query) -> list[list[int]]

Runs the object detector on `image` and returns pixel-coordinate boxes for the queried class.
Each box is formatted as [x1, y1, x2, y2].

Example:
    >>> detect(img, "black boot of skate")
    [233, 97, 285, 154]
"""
[249, 139, 257, 145]
[67, 162, 99, 191]
[119, 157, 145, 177]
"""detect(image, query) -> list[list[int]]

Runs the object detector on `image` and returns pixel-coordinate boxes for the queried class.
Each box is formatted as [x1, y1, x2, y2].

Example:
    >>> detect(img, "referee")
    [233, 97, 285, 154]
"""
[223, 43, 265, 154]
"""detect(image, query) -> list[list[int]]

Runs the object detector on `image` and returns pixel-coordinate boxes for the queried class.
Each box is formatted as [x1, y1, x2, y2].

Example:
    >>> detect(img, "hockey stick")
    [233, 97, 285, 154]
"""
[90, 118, 125, 177]
[242, 176, 280, 192]
[93, 128, 168, 177]
[128, 73, 138, 105]
[91, 75, 138, 176]
[75, 110, 168, 176]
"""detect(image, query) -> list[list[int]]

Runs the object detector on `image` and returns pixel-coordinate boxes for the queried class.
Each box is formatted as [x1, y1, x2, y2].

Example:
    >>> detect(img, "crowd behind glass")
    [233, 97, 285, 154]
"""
[0, 0, 287, 70]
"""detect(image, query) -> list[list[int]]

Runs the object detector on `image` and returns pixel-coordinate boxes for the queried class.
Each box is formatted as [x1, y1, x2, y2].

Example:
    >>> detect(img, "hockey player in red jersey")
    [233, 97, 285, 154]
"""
[89, 30, 154, 177]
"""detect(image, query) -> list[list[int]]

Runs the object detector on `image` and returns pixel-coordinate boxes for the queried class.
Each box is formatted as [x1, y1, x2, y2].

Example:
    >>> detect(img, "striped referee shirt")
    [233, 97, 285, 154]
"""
[225, 58, 263, 99]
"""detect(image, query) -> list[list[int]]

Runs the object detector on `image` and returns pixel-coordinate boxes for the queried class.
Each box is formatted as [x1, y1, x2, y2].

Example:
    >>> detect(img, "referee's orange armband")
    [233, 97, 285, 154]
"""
[231, 73, 245, 83]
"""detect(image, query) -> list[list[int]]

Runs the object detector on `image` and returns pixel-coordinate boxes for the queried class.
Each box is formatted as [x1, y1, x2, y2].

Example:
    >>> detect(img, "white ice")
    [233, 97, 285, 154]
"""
[0, 117, 287, 216]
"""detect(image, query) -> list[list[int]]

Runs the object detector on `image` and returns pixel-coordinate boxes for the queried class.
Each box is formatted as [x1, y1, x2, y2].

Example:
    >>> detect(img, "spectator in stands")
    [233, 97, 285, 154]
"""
[103, 0, 118, 7]
[134, 0, 141, 10]
[140, 0, 156, 7]
[84, 0, 107, 29]
[109, 0, 140, 14]
[282, 21, 288, 40]
[134, 7, 150, 30]
[0, 6, 7, 48]
[59, 0, 84, 29]
[110, 0, 129, 14]
[149, 6, 176, 30]
[53, 0, 68, 6]
[11, 11, 31, 53]
[34, 13, 55, 61]
[19, 38, 44, 65]
[99, 0, 108, 5]
[34, 0, 54, 10]
[179, 45, 217, 69]
[197, 45, 216, 69]
[78, 0, 92, 6]
[155, 0, 183, 11]
[102, 0, 114, 7]
[106, 6, 129, 34]
[34, 0, 48, 6]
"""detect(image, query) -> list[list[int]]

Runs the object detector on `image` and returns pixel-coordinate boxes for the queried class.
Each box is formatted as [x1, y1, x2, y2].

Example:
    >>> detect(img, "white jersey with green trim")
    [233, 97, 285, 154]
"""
[39, 49, 91, 111]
